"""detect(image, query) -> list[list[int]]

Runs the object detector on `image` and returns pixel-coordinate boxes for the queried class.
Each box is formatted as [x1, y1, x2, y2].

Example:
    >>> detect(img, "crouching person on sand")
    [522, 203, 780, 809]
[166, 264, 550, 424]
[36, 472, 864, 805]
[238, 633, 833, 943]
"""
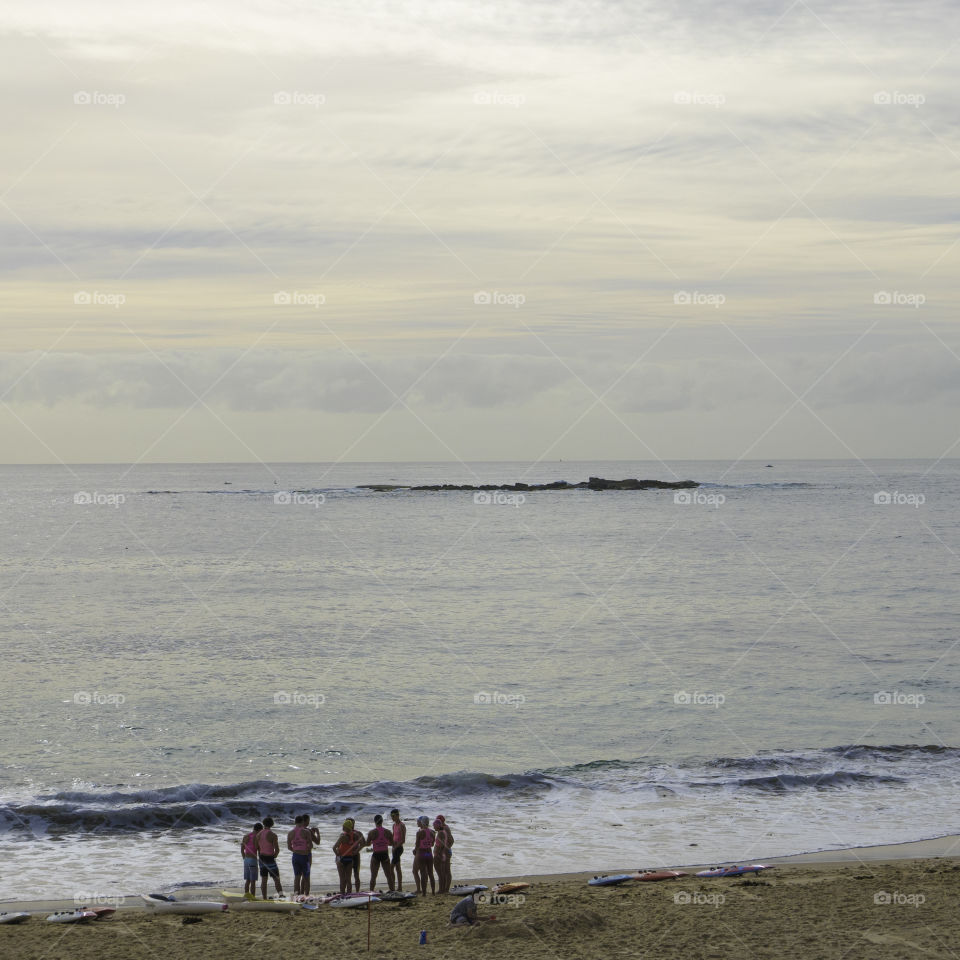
[449, 893, 496, 926]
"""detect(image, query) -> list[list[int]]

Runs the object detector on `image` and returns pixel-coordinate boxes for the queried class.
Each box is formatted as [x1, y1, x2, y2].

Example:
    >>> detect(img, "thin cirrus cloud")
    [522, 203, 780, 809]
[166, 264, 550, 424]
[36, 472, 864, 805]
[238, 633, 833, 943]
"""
[0, 351, 575, 413]
[1, 343, 958, 416]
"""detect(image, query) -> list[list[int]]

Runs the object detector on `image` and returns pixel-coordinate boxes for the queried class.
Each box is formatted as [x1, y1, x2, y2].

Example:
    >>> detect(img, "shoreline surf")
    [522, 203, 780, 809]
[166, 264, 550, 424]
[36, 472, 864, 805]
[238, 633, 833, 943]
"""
[3, 833, 958, 912]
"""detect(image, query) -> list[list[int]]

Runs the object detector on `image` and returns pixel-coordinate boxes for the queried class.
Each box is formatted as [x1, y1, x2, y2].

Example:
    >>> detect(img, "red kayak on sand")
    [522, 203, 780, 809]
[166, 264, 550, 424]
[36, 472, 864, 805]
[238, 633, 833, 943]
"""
[83, 906, 116, 919]
[632, 870, 688, 881]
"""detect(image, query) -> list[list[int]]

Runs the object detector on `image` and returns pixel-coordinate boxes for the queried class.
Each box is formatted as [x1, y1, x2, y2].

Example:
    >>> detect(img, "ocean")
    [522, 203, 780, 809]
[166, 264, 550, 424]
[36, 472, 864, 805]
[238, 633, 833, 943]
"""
[1, 459, 957, 901]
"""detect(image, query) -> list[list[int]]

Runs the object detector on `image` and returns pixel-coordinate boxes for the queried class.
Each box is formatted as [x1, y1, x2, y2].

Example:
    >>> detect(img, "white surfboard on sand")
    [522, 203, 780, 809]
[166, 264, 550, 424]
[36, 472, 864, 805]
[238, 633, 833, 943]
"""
[141, 894, 227, 914]
[0, 912, 31, 924]
[221, 892, 303, 912]
[328, 894, 382, 908]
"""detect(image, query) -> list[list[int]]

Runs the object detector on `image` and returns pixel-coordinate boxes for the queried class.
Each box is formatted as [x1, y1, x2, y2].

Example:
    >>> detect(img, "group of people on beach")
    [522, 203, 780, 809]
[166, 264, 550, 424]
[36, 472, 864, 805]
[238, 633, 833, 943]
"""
[240, 810, 455, 899]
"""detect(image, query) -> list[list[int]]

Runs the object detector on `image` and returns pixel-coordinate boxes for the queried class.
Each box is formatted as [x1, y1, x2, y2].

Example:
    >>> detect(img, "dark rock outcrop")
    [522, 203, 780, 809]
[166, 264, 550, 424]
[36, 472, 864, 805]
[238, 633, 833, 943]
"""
[358, 477, 698, 493]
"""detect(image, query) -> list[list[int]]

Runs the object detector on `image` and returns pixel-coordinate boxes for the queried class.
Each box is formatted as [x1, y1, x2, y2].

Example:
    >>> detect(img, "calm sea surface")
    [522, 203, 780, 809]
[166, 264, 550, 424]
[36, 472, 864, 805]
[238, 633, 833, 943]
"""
[1, 459, 957, 899]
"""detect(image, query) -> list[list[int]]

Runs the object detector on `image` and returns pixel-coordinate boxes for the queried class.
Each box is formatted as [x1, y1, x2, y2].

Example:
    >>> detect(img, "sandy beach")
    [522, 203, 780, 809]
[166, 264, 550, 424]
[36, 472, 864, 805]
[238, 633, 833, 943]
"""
[4, 840, 958, 960]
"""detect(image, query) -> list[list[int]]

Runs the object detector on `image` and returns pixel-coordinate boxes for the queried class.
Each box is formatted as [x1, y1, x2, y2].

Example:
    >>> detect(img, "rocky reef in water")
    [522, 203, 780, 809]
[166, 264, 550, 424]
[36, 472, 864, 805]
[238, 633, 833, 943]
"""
[358, 477, 699, 492]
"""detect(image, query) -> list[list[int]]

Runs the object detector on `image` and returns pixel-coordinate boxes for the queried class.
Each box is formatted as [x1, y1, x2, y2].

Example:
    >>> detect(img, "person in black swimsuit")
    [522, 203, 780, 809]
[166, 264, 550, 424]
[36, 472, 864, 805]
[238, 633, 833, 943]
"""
[390, 809, 406, 891]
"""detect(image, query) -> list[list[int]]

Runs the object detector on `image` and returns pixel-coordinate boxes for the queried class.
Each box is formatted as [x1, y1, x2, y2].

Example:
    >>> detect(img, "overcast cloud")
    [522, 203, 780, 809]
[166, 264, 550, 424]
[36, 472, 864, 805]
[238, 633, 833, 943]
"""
[1, 0, 958, 462]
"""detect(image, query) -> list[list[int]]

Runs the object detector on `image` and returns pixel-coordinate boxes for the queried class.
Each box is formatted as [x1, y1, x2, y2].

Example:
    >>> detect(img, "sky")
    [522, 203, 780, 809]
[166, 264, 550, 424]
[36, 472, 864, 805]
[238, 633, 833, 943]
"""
[1, 0, 959, 464]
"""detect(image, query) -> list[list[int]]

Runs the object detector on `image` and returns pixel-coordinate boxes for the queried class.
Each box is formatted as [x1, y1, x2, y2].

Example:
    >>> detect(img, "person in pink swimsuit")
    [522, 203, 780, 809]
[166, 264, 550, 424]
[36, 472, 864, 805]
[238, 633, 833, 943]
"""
[286, 815, 314, 896]
[413, 815, 436, 895]
[333, 819, 364, 894]
[366, 814, 395, 891]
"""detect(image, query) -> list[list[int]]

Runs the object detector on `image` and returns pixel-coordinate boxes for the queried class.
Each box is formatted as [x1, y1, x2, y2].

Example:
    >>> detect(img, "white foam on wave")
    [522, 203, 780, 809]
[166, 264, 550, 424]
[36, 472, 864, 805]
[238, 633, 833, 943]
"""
[4, 763, 959, 900]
